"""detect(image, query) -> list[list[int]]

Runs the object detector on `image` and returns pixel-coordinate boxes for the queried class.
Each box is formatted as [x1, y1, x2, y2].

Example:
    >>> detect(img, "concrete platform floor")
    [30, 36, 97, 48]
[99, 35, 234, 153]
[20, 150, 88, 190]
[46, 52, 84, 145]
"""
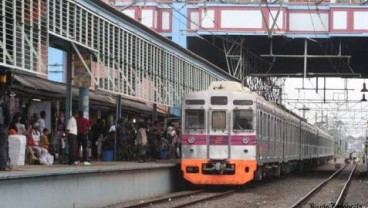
[0, 160, 179, 180]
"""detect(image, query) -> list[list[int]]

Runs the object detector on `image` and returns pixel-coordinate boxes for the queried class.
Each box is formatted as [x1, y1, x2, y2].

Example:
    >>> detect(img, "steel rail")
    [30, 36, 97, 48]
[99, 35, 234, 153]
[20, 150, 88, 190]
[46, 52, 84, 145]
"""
[289, 164, 348, 208]
[171, 190, 236, 208]
[333, 164, 357, 208]
[121, 190, 205, 208]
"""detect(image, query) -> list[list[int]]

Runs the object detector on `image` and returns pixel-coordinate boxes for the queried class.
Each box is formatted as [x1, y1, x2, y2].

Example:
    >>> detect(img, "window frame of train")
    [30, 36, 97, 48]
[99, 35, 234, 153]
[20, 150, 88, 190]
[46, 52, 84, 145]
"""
[232, 109, 253, 132]
[184, 109, 205, 131]
[185, 99, 205, 105]
[233, 100, 253, 105]
[211, 96, 228, 105]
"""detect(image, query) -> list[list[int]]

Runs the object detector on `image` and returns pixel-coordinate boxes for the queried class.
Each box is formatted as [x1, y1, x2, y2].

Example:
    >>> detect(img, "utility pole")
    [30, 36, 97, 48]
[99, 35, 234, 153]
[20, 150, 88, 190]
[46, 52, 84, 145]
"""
[299, 104, 310, 120]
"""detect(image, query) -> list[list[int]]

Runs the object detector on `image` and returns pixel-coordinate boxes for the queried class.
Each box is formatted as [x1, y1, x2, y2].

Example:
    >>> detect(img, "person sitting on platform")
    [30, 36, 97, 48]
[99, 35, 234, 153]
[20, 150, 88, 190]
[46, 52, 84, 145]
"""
[40, 128, 50, 153]
[102, 126, 116, 160]
[38, 128, 54, 165]
[28, 122, 43, 158]
[26, 125, 39, 163]
[8, 112, 21, 135]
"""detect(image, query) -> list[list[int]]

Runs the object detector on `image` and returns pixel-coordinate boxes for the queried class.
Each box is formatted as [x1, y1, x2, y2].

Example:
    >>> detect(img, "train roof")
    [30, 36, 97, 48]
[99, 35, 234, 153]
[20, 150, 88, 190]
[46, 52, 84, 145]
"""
[208, 81, 250, 92]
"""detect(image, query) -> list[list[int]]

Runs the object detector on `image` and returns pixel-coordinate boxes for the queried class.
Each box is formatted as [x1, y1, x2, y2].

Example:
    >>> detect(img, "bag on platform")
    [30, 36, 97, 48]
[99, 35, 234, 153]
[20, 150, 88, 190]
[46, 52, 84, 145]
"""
[40, 153, 54, 165]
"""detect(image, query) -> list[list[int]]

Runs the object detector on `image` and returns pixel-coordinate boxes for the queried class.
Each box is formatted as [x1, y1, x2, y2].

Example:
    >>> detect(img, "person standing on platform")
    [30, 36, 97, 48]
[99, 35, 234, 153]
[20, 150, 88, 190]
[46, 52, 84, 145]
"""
[76, 111, 91, 165]
[91, 119, 106, 160]
[116, 118, 126, 161]
[66, 111, 78, 165]
[151, 120, 163, 160]
[0, 94, 10, 171]
[38, 111, 46, 133]
[166, 125, 177, 159]
[137, 122, 147, 163]
[30, 122, 43, 157]
[40, 128, 50, 154]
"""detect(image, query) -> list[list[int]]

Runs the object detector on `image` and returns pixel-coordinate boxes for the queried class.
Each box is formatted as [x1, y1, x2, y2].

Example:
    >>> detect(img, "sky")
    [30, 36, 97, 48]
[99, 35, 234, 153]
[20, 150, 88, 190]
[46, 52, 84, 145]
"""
[47, 47, 64, 82]
[283, 77, 368, 138]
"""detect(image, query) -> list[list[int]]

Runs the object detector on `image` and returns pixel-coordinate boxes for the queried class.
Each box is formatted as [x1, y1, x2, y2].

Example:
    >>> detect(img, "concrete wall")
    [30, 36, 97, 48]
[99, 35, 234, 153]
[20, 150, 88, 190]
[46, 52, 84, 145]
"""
[0, 166, 178, 208]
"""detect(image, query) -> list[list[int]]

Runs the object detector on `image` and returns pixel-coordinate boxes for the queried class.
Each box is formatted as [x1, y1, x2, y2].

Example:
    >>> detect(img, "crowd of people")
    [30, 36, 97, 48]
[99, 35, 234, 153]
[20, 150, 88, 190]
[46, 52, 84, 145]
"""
[86, 116, 182, 163]
[0, 104, 182, 171]
[60, 114, 182, 164]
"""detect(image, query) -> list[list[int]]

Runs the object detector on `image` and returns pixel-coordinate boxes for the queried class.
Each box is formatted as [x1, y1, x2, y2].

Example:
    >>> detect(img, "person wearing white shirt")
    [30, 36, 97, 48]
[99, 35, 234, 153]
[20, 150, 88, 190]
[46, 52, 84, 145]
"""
[37, 111, 46, 133]
[29, 122, 43, 158]
[66, 112, 78, 165]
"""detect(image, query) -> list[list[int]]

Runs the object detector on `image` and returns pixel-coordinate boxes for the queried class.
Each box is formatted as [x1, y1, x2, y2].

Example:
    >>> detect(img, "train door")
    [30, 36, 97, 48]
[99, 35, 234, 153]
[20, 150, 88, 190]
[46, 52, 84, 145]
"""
[269, 115, 276, 161]
[259, 111, 269, 162]
[256, 110, 261, 160]
[208, 109, 230, 160]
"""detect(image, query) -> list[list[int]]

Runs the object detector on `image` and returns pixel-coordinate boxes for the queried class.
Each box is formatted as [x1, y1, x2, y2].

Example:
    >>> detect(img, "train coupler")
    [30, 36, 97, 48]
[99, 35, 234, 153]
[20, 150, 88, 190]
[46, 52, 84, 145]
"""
[202, 161, 235, 175]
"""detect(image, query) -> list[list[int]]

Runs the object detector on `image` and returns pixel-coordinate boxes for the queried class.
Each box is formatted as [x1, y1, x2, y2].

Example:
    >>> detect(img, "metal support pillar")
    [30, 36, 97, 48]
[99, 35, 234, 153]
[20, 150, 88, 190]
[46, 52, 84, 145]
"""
[324, 77, 326, 103]
[116, 95, 122, 123]
[65, 47, 73, 122]
[78, 88, 89, 118]
[152, 103, 157, 122]
[303, 39, 307, 89]
[115, 94, 121, 160]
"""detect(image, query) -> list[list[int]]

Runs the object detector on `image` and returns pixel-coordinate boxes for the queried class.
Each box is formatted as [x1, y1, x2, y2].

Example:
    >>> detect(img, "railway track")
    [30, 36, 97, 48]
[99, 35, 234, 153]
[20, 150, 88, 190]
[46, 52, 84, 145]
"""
[290, 163, 357, 208]
[171, 190, 236, 208]
[122, 189, 236, 208]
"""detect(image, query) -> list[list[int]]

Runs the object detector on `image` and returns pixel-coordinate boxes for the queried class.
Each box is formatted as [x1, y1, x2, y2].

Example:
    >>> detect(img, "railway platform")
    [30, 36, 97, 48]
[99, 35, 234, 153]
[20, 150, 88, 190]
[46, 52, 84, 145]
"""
[0, 160, 182, 208]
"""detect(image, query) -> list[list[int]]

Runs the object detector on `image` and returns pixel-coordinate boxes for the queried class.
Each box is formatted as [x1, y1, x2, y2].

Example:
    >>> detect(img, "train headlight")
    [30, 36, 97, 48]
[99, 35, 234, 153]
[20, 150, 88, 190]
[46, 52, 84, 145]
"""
[242, 137, 250, 144]
[188, 136, 196, 144]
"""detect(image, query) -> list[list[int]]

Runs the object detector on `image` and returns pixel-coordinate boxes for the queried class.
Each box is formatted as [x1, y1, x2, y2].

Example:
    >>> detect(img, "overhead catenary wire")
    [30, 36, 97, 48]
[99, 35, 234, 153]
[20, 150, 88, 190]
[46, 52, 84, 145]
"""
[286, 77, 367, 135]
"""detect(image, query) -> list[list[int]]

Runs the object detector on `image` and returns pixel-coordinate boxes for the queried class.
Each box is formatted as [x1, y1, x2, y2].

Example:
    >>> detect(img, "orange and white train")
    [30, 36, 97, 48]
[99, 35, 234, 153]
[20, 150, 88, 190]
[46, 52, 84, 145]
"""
[181, 81, 334, 185]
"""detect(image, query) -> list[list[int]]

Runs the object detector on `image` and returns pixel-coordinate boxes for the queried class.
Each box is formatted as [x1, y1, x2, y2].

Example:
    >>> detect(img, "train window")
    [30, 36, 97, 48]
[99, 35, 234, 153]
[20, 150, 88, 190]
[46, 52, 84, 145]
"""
[233, 100, 253, 105]
[211, 96, 228, 105]
[185, 99, 205, 105]
[233, 110, 253, 130]
[212, 111, 226, 130]
[185, 110, 205, 130]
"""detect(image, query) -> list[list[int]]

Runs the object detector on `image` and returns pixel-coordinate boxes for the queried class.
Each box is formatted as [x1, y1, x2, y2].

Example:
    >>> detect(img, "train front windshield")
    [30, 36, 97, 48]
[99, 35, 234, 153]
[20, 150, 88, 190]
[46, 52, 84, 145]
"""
[233, 109, 253, 130]
[212, 111, 227, 131]
[185, 109, 205, 130]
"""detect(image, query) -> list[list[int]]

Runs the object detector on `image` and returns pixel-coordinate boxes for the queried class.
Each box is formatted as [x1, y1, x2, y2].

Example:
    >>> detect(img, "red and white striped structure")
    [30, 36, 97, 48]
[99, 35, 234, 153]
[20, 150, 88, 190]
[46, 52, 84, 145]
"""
[106, 0, 368, 36]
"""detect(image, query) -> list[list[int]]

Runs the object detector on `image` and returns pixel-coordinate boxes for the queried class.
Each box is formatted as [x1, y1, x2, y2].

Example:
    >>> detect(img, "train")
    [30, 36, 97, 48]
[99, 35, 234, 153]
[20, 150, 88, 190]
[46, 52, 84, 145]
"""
[181, 81, 334, 185]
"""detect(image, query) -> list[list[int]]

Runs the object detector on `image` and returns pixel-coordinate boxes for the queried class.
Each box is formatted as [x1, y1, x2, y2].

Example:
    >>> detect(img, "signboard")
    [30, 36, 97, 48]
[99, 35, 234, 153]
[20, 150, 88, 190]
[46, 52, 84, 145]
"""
[73, 54, 91, 88]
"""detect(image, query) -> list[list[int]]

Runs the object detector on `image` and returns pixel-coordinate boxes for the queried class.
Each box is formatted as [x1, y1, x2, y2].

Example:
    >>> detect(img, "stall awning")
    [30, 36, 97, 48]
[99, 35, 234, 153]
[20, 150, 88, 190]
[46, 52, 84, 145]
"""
[12, 74, 168, 114]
